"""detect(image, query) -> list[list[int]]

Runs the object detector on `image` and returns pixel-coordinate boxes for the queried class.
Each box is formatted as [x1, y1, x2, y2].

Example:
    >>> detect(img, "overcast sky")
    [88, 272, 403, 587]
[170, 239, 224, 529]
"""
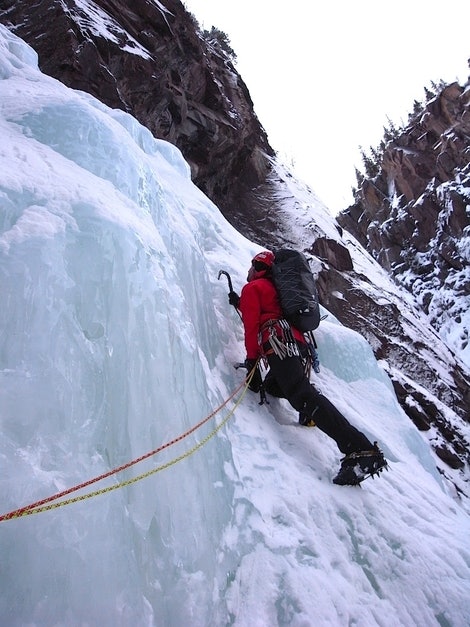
[182, 0, 470, 214]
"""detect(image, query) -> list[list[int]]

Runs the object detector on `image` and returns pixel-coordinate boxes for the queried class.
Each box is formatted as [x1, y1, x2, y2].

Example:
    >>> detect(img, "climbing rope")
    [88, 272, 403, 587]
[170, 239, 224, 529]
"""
[0, 365, 258, 522]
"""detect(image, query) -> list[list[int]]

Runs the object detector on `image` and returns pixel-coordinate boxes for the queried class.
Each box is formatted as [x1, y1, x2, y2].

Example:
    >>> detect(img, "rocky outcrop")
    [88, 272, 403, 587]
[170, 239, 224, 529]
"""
[0, 0, 274, 230]
[338, 82, 470, 364]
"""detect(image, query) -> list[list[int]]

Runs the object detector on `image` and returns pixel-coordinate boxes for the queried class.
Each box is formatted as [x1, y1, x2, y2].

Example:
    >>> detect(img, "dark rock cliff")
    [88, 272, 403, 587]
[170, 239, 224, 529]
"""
[336, 81, 470, 480]
[338, 82, 470, 364]
[0, 0, 275, 236]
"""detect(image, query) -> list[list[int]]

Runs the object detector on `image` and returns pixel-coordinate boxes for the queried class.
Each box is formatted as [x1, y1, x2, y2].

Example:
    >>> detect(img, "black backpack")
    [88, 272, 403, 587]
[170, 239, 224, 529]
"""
[272, 249, 320, 332]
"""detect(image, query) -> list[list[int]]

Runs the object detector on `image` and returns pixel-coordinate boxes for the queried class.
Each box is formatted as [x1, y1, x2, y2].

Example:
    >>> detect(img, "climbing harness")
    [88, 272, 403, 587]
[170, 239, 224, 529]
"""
[260, 319, 320, 379]
[261, 318, 300, 359]
[0, 365, 259, 522]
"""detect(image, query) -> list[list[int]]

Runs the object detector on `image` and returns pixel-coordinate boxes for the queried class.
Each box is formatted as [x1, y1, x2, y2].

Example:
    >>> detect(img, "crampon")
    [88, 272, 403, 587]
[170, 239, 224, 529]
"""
[333, 443, 388, 486]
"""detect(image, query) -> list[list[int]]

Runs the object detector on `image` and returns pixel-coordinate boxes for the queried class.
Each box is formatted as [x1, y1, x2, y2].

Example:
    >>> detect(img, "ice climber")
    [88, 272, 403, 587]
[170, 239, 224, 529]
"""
[229, 250, 387, 486]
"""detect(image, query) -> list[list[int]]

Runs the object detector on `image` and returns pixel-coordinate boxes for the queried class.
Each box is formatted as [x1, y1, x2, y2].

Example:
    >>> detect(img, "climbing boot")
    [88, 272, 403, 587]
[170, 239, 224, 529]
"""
[333, 443, 387, 486]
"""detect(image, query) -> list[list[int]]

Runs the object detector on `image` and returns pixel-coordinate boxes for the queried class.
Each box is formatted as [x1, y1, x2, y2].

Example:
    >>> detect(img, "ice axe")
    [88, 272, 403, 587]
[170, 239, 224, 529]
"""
[217, 269, 234, 293]
[234, 361, 268, 406]
[218, 269, 242, 319]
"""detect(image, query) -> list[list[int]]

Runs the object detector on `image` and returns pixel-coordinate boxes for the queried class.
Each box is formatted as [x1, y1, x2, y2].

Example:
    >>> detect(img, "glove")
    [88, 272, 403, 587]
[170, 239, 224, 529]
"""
[228, 291, 240, 308]
[245, 358, 262, 393]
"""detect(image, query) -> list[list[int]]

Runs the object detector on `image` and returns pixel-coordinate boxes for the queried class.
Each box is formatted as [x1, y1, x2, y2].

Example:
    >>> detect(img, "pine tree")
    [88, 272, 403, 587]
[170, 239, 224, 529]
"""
[203, 27, 237, 61]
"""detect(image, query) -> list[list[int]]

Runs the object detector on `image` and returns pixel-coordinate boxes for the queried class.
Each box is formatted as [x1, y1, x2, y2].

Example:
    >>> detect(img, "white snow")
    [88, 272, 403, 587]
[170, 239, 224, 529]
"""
[64, 0, 153, 59]
[0, 26, 469, 627]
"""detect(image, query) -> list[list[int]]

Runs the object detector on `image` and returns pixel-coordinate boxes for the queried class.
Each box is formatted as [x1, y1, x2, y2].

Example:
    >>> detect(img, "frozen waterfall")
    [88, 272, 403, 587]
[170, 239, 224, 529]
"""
[1, 26, 469, 627]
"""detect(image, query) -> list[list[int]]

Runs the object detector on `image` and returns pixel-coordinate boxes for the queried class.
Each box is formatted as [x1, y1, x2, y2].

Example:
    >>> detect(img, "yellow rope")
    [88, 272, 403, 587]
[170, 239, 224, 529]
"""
[9, 374, 252, 520]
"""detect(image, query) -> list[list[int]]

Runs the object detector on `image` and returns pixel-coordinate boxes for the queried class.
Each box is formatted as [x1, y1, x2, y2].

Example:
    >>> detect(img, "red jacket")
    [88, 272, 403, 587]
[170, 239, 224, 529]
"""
[239, 277, 304, 359]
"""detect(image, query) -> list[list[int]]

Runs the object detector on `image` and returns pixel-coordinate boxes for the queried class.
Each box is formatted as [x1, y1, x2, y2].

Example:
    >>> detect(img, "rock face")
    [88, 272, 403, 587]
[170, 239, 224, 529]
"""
[1, 1, 469, 496]
[338, 82, 470, 365]
[336, 81, 470, 481]
[0, 0, 274, 231]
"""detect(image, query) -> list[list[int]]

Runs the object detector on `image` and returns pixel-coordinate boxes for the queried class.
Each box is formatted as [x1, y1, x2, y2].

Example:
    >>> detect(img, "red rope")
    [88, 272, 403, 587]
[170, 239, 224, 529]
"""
[0, 378, 247, 523]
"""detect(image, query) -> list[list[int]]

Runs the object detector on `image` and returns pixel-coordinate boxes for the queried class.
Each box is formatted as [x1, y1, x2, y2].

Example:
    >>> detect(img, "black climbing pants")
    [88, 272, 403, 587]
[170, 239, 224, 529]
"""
[264, 352, 372, 455]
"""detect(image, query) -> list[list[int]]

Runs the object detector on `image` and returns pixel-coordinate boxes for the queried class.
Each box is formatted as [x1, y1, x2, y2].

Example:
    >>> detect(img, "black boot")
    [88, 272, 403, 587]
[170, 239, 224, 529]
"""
[333, 443, 387, 486]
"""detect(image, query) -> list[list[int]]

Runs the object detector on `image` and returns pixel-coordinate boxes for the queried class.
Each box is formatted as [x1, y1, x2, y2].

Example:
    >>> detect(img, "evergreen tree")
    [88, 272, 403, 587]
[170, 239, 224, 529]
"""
[203, 26, 237, 61]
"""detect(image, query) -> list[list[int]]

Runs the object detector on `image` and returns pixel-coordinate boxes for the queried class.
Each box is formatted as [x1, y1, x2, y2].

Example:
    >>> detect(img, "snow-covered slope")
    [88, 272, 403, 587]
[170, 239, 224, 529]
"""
[1, 27, 469, 626]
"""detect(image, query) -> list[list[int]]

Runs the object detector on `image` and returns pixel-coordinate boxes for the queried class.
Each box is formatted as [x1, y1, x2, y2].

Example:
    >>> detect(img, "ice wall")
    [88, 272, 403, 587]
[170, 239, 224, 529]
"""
[0, 25, 240, 625]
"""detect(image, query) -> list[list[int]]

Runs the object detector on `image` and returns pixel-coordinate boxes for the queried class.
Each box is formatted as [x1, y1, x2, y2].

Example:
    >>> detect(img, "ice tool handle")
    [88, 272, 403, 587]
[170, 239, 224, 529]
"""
[218, 269, 242, 319]
[234, 360, 268, 406]
[217, 269, 234, 293]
